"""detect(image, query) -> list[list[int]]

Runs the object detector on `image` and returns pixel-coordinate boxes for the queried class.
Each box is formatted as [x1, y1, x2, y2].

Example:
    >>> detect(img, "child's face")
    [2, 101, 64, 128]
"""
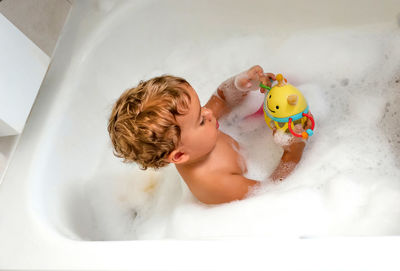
[175, 84, 219, 163]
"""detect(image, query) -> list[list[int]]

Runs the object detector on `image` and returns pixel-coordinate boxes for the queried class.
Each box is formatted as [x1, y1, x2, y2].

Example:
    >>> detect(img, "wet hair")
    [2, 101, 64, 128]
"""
[108, 75, 191, 169]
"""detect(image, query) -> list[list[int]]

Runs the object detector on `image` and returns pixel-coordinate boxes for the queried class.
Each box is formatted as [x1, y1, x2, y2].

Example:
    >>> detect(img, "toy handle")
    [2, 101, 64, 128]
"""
[288, 113, 315, 139]
[259, 78, 275, 93]
[303, 113, 315, 130]
[259, 83, 271, 90]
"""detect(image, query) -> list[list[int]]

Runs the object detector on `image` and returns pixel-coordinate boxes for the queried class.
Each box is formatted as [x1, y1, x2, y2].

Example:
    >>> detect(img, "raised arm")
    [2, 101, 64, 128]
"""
[205, 65, 275, 120]
[204, 91, 229, 120]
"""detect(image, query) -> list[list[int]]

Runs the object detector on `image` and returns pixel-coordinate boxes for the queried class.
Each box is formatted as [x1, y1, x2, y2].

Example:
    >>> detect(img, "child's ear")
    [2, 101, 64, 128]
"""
[167, 149, 189, 164]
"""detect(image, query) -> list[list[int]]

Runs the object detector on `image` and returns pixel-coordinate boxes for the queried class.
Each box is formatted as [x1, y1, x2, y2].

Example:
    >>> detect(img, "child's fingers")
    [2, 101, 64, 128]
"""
[306, 119, 312, 129]
[252, 65, 264, 74]
[265, 73, 276, 81]
[294, 124, 304, 134]
[247, 65, 264, 80]
[259, 76, 268, 93]
[259, 75, 267, 85]
[304, 112, 314, 129]
[257, 70, 264, 79]
[260, 73, 276, 87]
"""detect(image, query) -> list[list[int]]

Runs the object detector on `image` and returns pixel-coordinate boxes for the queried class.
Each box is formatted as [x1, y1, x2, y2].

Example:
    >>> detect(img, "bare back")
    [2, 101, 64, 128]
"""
[176, 131, 255, 204]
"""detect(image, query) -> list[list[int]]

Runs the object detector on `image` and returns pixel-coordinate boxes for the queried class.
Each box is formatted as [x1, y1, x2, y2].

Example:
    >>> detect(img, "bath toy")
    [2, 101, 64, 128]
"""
[260, 74, 315, 139]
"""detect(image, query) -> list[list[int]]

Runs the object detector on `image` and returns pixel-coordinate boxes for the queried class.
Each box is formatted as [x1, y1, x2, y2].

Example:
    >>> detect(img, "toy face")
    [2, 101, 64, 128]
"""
[265, 89, 287, 118]
[264, 84, 307, 119]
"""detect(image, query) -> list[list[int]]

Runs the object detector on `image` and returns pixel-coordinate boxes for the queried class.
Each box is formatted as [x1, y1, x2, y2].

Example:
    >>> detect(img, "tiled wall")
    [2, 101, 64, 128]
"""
[0, 0, 71, 56]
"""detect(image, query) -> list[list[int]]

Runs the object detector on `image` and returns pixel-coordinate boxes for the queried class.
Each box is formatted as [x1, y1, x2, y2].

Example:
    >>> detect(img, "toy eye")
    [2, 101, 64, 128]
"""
[269, 95, 271, 99]
[276, 106, 279, 109]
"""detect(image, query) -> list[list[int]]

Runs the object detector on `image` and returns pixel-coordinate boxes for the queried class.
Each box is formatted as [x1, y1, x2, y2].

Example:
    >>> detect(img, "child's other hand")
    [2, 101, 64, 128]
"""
[273, 114, 313, 150]
[304, 113, 314, 131]
[234, 65, 275, 93]
[293, 113, 314, 136]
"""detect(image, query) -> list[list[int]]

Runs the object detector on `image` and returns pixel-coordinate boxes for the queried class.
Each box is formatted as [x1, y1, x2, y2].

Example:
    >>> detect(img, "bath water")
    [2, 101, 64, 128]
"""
[86, 23, 400, 240]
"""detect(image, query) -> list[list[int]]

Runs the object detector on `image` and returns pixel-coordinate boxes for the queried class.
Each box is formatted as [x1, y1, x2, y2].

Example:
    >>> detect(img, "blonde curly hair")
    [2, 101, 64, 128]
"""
[108, 75, 191, 169]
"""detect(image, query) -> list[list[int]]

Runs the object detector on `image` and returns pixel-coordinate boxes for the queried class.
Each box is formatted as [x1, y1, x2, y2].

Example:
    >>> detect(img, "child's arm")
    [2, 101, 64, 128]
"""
[205, 65, 275, 119]
[269, 117, 313, 181]
[269, 140, 305, 181]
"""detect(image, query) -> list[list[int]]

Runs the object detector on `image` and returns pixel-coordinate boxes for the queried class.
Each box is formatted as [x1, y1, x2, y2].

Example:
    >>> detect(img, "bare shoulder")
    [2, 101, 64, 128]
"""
[218, 130, 240, 150]
[188, 172, 258, 204]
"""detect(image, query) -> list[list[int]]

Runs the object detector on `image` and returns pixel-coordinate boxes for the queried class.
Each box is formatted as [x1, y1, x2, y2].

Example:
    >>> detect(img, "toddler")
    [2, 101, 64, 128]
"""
[108, 65, 309, 204]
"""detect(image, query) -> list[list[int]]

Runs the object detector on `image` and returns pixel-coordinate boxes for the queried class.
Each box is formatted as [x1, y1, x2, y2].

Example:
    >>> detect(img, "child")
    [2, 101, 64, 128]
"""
[108, 65, 309, 204]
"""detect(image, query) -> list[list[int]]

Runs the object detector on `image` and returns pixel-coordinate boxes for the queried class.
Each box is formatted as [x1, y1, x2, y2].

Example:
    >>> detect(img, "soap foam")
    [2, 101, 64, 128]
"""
[87, 23, 400, 239]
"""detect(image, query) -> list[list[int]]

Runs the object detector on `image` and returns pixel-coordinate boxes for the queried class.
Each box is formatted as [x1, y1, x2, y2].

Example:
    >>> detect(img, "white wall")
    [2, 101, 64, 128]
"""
[0, 13, 50, 136]
[0, 0, 72, 57]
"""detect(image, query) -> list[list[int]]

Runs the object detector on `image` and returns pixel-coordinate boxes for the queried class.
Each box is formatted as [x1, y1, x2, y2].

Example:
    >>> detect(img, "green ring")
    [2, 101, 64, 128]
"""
[259, 83, 271, 90]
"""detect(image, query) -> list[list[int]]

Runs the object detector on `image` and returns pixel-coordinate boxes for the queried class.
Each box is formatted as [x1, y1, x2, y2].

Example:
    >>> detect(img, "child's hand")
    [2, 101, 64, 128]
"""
[215, 66, 275, 109]
[259, 72, 276, 94]
[273, 113, 314, 150]
[234, 65, 275, 93]
[273, 126, 304, 153]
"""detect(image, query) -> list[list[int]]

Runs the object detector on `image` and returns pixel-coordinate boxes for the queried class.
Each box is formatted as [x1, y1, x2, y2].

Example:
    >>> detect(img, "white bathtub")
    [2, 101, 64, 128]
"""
[1, 0, 400, 269]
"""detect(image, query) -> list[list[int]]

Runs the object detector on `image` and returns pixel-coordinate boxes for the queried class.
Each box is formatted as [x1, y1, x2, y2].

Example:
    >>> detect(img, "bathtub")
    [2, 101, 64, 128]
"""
[1, 0, 400, 270]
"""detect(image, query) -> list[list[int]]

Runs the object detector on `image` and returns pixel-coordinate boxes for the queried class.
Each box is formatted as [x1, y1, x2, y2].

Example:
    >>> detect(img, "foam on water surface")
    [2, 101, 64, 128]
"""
[86, 23, 400, 239]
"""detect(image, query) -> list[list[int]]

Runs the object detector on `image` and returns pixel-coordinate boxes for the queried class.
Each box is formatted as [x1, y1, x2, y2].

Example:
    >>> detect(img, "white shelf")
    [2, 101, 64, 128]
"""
[0, 135, 19, 183]
[0, 13, 50, 136]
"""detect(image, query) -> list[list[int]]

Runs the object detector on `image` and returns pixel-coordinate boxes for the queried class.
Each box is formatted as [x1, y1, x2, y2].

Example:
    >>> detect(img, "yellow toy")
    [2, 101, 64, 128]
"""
[261, 74, 315, 139]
